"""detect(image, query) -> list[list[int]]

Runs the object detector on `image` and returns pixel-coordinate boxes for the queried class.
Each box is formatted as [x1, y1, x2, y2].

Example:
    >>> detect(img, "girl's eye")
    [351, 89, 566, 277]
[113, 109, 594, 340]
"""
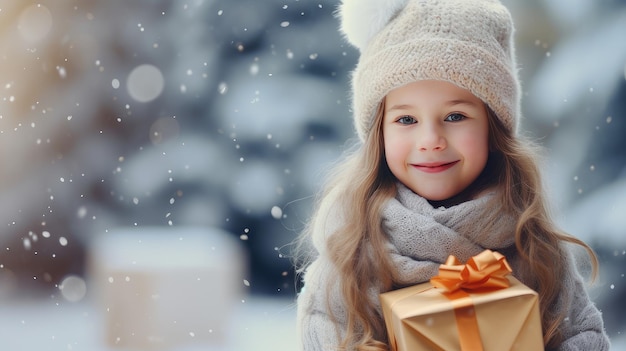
[396, 116, 416, 124]
[445, 113, 466, 122]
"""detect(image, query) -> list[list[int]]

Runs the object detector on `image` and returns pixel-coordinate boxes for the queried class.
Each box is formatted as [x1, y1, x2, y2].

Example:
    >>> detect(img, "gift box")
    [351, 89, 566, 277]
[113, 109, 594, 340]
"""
[88, 227, 246, 350]
[379, 250, 544, 351]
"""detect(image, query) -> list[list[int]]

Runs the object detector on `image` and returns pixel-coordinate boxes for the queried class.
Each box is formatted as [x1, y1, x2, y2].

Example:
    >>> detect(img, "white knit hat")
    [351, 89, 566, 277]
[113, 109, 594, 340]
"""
[339, 0, 521, 141]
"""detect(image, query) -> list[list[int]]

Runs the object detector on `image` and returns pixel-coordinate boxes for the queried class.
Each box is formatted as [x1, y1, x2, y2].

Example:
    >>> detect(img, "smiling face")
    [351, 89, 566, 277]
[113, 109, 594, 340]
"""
[383, 80, 490, 202]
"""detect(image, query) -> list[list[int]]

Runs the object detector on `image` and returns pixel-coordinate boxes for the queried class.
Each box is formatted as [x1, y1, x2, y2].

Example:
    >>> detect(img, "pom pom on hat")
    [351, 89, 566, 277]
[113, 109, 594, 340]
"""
[338, 0, 409, 50]
[338, 0, 522, 141]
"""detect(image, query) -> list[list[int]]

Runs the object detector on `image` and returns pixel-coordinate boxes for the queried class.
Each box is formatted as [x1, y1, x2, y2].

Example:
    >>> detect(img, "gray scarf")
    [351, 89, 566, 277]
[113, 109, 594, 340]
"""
[382, 184, 517, 286]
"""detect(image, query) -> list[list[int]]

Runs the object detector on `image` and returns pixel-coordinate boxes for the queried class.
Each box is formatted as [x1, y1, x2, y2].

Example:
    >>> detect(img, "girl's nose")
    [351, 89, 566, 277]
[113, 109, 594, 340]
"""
[416, 124, 446, 151]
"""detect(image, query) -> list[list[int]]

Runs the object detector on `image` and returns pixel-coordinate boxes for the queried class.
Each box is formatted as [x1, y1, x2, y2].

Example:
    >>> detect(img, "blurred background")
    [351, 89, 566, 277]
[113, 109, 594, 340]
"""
[0, 0, 624, 350]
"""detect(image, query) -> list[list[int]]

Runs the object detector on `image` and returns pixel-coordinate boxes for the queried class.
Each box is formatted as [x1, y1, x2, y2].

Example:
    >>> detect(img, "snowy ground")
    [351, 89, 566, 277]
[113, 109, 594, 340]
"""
[1, 294, 624, 350]
[0, 295, 297, 351]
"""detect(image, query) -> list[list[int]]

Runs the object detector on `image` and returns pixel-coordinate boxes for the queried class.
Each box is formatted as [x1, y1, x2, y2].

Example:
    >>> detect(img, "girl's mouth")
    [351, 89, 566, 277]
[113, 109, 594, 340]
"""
[411, 161, 459, 173]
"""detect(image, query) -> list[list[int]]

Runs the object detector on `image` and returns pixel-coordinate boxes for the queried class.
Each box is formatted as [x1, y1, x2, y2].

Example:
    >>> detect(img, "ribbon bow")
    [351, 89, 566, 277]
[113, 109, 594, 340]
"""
[430, 249, 512, 293]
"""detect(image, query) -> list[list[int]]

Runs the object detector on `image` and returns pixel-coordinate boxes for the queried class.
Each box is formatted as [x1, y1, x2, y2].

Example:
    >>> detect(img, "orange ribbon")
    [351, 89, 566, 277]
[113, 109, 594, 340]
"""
[430, 249, 512, 293]
[429, 250, 513, 351]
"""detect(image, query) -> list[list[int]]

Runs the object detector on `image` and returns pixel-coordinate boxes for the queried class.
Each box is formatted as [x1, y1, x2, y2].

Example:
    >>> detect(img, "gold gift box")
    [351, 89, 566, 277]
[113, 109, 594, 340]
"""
[380, 275, 544, 351]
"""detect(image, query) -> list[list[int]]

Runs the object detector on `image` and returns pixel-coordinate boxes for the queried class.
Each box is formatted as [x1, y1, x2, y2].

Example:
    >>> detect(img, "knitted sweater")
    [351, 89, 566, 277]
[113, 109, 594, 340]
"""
[296, 184, 610, 351]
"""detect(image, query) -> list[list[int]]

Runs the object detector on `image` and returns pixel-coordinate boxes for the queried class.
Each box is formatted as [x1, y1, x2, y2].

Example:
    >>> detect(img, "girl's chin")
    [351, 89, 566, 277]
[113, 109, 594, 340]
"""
[411, 189, 460, 202]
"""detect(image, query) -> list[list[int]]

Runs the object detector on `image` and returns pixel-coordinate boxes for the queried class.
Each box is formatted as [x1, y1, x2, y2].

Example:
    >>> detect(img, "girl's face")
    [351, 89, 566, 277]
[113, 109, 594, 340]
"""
[383, 80, 489, 202]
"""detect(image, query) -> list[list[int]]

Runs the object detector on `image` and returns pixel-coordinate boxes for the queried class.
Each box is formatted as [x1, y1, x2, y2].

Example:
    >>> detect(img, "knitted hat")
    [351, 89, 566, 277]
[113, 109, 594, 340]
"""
[339, 0, 521, 141]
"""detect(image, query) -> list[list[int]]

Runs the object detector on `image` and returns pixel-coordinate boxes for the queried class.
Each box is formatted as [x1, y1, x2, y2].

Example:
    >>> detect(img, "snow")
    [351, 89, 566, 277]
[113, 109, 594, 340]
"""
[17, 4, 53, 43]
[271, 205, 283, 220]
[0, 296, 297, 351]
[561, 178, 626, 246]
[126, 64, 165, 103]
[112, 134, 233, 199]
[59, 275, 88, 302]
[217, 73, 341, 148]
[89, 226, 242, 270]
[228, 159, 285, 215]
[527, 7, 626, 123]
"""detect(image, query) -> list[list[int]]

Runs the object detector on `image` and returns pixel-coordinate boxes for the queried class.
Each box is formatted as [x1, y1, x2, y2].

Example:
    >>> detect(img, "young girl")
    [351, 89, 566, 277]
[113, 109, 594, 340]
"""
[295, 0, 611, 350]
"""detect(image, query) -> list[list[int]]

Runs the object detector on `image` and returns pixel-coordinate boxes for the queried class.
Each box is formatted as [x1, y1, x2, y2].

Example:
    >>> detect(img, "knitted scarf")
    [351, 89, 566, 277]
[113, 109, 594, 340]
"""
[382, 184, 517, 286]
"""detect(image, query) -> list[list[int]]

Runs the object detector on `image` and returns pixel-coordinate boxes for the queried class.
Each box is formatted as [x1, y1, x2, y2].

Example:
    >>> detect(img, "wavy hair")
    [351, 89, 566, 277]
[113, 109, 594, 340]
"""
[296, 103, 598, 350]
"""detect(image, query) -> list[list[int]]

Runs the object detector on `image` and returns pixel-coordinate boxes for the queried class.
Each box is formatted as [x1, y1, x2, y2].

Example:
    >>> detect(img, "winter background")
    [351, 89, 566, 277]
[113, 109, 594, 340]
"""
[0, 0, 624, 350]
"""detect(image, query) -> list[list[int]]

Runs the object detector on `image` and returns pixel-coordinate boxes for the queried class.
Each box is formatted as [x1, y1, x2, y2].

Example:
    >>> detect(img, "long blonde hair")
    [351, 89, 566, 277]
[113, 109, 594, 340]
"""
[296, 103, 598, 350]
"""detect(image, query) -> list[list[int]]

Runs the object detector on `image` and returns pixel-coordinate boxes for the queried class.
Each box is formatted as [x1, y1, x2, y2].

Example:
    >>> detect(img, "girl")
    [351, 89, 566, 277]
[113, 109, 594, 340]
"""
[295, 0, 611, 350]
